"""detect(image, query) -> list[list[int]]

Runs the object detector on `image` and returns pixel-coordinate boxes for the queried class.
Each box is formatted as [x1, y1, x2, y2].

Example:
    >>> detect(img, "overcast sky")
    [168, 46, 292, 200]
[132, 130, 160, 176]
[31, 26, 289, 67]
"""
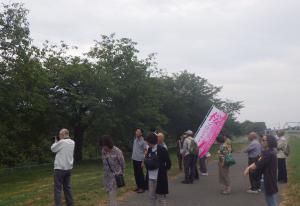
[5, 0, 300, 128]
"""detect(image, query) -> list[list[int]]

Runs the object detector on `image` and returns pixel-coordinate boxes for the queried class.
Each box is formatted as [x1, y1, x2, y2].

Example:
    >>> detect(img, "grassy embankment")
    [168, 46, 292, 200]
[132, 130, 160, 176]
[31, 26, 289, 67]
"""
[281, 134, 300, 206]
[0, 150, 180, 206]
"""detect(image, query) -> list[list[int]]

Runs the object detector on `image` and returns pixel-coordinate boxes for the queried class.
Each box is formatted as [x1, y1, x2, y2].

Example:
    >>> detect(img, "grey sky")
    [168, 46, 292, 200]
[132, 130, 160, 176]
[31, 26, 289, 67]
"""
[6, 0, 300, 128]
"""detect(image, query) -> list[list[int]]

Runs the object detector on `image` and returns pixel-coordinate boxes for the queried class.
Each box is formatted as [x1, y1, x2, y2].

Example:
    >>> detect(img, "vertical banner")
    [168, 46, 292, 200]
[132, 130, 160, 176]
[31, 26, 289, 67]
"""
[194, 106, 228, 158]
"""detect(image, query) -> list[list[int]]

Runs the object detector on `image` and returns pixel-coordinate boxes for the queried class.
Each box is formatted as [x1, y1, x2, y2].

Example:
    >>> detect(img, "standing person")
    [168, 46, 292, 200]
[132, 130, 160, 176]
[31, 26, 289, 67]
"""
[157, 132, 168, 149]
[145, 132, 171, 206]
[223, 134, 232, 152]
[101, 135, 125, 206]
[277, 130, 288, 183]
[51, 128, 75, 206]
[244, 135, 278, 206]
[217, 135, 232, 195]
[132, 128, 148, 193]
[244, 132, 262, 194]
[176, 136, 183, 170]
[181, 130, 194, 184]
[199, 153, 209, 176]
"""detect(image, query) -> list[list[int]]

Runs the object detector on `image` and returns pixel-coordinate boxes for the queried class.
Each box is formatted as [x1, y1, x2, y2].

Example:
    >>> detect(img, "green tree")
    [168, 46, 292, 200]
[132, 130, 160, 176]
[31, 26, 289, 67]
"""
[0, 3, 53, 166]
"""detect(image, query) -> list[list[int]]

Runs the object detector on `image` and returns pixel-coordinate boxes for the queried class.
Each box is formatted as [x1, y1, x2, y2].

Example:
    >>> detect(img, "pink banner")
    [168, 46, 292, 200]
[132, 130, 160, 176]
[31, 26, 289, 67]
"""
[194, 106, 228, 158]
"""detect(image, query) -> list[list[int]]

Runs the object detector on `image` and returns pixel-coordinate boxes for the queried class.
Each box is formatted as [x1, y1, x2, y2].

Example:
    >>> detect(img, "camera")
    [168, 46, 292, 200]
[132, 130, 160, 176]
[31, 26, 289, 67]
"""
[54, 136, 60, 142]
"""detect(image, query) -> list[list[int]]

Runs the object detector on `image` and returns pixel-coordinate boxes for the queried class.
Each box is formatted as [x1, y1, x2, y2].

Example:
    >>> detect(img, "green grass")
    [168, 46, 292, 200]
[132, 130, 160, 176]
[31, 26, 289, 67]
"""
[0, 152, 180, 206]
[281, 135, 300, 206]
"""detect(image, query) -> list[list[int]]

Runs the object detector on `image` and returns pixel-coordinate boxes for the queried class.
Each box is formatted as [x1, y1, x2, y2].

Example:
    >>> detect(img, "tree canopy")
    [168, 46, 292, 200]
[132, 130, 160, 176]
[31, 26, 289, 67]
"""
[0, 3, 245, 167]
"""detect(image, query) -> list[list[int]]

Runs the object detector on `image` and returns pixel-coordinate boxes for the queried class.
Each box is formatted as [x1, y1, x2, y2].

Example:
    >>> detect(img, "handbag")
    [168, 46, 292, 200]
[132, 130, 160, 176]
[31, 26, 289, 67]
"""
[144, 150, 160, 170]
[224, 153, 236, 166]
[106, 158, 125, 188]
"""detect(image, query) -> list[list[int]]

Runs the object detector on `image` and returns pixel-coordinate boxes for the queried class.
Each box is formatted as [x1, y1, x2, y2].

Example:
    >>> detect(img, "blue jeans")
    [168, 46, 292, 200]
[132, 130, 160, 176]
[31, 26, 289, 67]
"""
[264, 194, 277, 206]
[54, 169, 74, 206]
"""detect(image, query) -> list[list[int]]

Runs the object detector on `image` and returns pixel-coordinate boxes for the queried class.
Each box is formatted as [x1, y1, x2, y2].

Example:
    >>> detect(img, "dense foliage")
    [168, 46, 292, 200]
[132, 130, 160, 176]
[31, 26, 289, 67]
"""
[0, 3, 248, 167]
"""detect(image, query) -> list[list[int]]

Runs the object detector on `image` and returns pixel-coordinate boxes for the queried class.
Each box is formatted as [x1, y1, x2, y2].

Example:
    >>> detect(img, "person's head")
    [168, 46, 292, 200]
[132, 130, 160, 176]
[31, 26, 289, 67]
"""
[248, 132, 258, 141]
[146, 132, 158, 148]
[261, 135, 277, 150]
[216, 135, 225, 144]
[100, 135, 114, 152]
[184, 130, 194, 137]
[157, 132, 165, 144]
[222, 133, 231, 140]
[59, 128, 70, 140]
[278, 130, 285, 137]
[135, 128, 144, 138]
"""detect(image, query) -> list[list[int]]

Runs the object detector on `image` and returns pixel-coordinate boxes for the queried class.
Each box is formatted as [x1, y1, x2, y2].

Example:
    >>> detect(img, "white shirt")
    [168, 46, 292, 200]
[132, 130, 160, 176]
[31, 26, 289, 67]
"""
[148, 145, 159, 180]
[51, 138, 75, 170]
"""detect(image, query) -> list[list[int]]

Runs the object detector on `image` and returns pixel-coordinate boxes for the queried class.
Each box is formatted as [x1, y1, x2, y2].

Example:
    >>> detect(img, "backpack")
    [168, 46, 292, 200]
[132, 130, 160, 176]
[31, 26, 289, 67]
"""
[189, 139, 198, 155]
[144, 150, 160, 170]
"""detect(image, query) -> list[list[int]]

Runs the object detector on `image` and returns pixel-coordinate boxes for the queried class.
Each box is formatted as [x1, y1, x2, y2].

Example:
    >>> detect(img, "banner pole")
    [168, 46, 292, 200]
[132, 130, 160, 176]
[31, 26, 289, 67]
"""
[194, 104, 214, 137]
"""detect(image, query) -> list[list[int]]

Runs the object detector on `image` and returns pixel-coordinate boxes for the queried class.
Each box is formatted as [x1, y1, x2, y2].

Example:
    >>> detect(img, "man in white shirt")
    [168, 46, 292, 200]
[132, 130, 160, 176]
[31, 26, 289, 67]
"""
[51, 128, 75, 206]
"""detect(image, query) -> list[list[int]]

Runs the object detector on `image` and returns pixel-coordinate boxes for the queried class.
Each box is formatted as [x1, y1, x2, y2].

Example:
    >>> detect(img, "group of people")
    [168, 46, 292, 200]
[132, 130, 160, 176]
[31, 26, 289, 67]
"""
[50, 128, 171, 206]
[50, 128, 289, 206]
[130, 128, 171, 206]
[243, 130, 289, 206]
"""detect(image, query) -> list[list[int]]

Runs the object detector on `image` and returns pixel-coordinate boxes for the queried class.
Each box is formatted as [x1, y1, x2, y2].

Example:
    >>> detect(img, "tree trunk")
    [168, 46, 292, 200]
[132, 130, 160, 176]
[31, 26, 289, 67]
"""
[74, 125, 85, 162]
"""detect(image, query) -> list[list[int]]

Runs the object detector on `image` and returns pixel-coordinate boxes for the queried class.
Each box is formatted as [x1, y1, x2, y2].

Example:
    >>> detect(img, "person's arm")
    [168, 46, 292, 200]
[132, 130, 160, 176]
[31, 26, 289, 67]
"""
[117, 150, 125, 174]
[165, 149, 171, 170]
[244, 152, 269, 176]
[141, 141, 148, 168]
[51, 140, 63, 153]
[244, 163, 256, 176]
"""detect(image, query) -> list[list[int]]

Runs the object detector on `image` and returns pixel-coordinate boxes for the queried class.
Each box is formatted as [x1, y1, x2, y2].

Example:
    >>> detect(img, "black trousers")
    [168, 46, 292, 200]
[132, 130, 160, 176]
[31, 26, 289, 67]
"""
[184, 154, 194, 183]
[278, 158, 288, 183]
[54, 169, 74, 206]
[193, 155, 199, 180]
[248, 157, 261, 190]
[133, 160, 146, 189]
[199, 156, 207, 173]
[177, 153, 183, 170]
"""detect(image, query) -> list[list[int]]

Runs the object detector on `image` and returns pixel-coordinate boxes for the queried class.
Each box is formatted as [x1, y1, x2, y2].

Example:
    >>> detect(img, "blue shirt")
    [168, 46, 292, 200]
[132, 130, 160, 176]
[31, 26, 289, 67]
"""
[244, 139, 262, 158]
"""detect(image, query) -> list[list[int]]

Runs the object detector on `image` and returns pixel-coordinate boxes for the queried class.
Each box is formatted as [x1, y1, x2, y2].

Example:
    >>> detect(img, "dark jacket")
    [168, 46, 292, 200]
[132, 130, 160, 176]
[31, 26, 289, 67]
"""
[146, 144, 171, 195]
[255, 149, 278, 195]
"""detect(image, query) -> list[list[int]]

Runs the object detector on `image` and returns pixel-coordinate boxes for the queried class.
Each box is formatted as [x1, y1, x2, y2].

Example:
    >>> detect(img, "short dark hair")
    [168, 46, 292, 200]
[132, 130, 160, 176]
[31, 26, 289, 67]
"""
[266, 135, 277, 149]
[223, 133, 231, 140]
[146, 132, 158, 145]
[136, 128, 144, 134]
[216, 135, 225, 143]
[150, 127, 157, 133]
[100, 135, 114, 149]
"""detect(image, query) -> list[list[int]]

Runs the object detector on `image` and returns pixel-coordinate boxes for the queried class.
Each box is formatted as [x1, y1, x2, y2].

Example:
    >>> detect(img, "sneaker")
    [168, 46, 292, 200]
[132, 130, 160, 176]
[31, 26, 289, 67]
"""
[258, 189, 261, 192]
[221, 190, 231, 195]
[246, 189, 259, 194]
[201, 173, 209, 176]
